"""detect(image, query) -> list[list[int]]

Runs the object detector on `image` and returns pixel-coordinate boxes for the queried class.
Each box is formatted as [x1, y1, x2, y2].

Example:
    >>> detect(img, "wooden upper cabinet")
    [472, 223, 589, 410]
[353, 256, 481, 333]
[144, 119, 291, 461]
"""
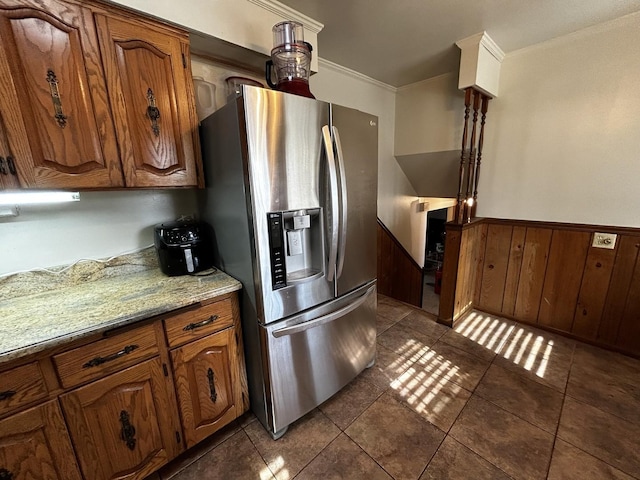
[95, 14, 200, 188]
[0, 0, 123, 188]
[0, 400, 82, 480]
[60, 357, 181, 480]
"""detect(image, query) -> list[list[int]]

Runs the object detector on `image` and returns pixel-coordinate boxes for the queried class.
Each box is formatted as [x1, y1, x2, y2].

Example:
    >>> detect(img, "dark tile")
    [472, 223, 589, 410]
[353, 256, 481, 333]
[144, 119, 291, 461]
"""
[169, 430, 273, 480]
[320, 375, 385, 430]
[494, 325, 574, 392]
[416, 341, 491, 391]
[358, 343, 415, 390]
[377, 295, 413, 321]
[346, 392, 445, 480]
[244, 409, 340, 480]
[296, 433, 393, 480]
[399, 309, 448, 339]
[475, 364, 563, 433]
[420, 436, 511, 480]
[390, 363, 471, 431]
[377, 322, 440, 358]
[557, 397, 640, 478]
[377, 312, 398, 335]
[450, 395, 554, 480]
[548, 439, 635, 480]
[568, 345, 640, 424]
[159, 420, 242, 479]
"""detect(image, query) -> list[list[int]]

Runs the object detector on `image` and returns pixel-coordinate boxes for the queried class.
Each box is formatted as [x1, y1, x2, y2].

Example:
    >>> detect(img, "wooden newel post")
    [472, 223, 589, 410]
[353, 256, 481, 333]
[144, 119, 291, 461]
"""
[455, 88, 491, 223]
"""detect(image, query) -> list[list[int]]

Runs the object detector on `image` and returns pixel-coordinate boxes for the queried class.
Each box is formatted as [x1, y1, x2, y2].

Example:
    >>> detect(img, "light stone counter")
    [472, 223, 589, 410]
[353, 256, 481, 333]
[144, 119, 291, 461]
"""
[0, 248, 242, 365]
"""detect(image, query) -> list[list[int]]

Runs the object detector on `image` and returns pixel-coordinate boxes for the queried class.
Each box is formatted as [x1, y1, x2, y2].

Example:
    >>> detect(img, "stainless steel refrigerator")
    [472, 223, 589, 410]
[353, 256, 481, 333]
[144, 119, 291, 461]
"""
[198, 86, 378, 439]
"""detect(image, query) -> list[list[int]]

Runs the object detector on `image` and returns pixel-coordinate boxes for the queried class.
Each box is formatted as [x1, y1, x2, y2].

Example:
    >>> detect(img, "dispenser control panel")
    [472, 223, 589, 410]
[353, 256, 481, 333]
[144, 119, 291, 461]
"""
[267, 212, 287, 289]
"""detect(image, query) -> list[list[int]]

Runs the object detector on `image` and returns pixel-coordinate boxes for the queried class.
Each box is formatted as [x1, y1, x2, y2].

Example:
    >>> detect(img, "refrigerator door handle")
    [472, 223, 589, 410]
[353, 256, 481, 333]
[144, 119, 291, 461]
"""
[322, 125, 339, 282]
[271, 284, 375, 338]
[332, 126, 348, 279]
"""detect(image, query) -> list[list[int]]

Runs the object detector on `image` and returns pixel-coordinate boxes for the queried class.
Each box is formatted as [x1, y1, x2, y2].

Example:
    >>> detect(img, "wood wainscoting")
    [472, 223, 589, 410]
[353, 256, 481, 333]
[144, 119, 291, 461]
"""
[377, 219, 423, 307]
[441, 217, 640, 357]
[438, 219, 486, 327]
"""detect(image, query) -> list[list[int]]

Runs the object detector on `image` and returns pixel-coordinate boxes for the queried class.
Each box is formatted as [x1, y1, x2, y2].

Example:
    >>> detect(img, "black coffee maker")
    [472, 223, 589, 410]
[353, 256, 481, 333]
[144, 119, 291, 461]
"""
[153, 220, 213, 276]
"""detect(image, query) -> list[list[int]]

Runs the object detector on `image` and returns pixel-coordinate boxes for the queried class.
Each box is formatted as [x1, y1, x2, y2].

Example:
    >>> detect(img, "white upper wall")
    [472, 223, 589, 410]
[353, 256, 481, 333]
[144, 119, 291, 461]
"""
[479, 11, 640, 227]
[395, 73, 464, 156]
[310, 60, 418, 253]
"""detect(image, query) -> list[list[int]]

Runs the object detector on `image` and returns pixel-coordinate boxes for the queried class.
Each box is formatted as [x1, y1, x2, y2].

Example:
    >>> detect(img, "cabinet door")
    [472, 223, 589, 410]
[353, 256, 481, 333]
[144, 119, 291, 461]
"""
[0, 400, 82, 480]
[0, 0, 123, 188]
[60, 357, 181, 480]
[95, 14, 199, 187]
[0, 113, 20, 190]
[171, 328, 241, 447]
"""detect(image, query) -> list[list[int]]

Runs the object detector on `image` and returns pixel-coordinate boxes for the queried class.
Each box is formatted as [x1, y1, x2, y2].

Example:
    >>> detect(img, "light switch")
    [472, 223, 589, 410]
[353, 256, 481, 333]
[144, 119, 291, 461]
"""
[592, 232, 617, 249]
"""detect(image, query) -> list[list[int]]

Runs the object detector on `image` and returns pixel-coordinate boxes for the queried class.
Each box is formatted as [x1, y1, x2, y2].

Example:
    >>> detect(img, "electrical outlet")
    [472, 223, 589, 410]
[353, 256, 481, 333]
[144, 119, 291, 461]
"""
[592, 232, 617, 249]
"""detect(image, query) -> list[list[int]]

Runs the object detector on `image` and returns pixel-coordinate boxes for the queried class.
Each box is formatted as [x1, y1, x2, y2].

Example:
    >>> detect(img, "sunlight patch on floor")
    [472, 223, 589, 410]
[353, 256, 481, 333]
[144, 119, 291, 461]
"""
[265, 455, 288, 480]
[390, 350, 460, 416]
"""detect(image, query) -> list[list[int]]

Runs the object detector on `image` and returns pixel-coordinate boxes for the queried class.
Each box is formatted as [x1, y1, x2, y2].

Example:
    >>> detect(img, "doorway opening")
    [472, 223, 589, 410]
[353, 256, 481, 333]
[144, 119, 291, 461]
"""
[422, 207, 448, 315]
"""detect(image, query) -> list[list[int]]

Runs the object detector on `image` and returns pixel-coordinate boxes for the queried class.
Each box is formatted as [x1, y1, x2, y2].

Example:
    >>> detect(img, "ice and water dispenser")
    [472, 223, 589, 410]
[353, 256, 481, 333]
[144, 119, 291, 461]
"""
[266, 209, 324, 289]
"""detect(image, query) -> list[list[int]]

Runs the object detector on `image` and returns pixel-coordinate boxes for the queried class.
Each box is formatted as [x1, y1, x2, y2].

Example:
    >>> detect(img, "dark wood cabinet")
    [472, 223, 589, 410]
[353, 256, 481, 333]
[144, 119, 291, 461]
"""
[0, 0, 123, 188]
[0, 400, 82, 480]
[0, 292, 248, 480]
[60, 357, 181, 480]
[0, 0, 202, 190]
[95, 14, 200, 188]
[171, 328, 243, 448]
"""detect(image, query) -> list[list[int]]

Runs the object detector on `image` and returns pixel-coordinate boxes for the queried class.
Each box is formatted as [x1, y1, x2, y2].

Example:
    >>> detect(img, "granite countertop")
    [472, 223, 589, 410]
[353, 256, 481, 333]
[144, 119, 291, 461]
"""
[0, 248, 242, 365]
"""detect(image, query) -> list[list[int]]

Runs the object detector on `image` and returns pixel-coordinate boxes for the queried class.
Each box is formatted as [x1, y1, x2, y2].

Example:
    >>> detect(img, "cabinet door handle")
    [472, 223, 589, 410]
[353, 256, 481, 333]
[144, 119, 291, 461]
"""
[146, 88, 160, 136]
[6, 157, 16, 176]
[0, 390, 16, 401]
[119, 410, 137, 451]
[0, 157, 6, 175]
[207, 368, 217, 402]
[0, 468, 15, 480]
[46, 69, 68, 128]
[183, 315, 218, 331]
[82, 344, 139, 368]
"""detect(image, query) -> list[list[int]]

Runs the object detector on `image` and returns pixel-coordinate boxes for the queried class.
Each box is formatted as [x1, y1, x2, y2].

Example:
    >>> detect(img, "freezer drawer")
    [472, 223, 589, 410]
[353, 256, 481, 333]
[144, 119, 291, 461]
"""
[262, 282, 377, 434]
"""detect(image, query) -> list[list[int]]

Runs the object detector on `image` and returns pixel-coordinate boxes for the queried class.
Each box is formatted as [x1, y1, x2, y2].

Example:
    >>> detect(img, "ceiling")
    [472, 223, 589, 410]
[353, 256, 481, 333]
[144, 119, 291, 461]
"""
[277, 0, 640, 87]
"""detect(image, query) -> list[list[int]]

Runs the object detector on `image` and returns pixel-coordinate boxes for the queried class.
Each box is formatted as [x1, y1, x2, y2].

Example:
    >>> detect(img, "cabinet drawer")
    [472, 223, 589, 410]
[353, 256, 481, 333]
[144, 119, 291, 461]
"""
[53, 323, 158, 388]
[164, 299, 234, 348]
[0, 362, 48, 417]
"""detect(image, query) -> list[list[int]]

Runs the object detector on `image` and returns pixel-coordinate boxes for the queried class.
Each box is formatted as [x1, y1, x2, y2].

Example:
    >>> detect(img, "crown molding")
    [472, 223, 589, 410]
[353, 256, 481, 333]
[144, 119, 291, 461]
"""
[246, 0, 324, 34]
[318, 58, 397, 92]
[456, 31, 505, 63]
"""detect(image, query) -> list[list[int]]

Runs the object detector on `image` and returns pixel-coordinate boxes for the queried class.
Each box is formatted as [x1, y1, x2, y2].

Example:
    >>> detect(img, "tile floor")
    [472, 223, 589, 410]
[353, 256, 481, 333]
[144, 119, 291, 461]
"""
[152, 294, 640, 480]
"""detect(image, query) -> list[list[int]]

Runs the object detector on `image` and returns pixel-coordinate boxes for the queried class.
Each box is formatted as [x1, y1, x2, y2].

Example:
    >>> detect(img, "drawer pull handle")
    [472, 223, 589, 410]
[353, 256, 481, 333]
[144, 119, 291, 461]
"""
[207, 368, 217, 403]
[119, 410, 137, 451]
[82, 344, 139, 368]
[0, 158, 6, 175]
[46, 69, 68, 128]
[0, 468, 14, 480]
[183, 315, 218, 331]
[146, 88, 160, 136]
[0, 390, 16, 401]
[6, 157, 16, 176]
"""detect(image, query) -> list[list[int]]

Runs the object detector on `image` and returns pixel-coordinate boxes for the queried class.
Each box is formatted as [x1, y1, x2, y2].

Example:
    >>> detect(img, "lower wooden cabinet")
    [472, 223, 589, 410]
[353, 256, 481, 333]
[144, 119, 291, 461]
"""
[59, 357, 181, 480]
[171, 328, 243, 448]
[0, 400, 82, 480]
[0, 293, 248, 480]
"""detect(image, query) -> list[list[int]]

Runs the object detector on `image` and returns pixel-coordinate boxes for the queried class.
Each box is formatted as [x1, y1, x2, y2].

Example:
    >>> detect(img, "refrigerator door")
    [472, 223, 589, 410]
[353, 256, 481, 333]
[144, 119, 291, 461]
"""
[331, 105, 379, 296]
[241, 86, 335, 324]
[262, 281, 377, 434]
